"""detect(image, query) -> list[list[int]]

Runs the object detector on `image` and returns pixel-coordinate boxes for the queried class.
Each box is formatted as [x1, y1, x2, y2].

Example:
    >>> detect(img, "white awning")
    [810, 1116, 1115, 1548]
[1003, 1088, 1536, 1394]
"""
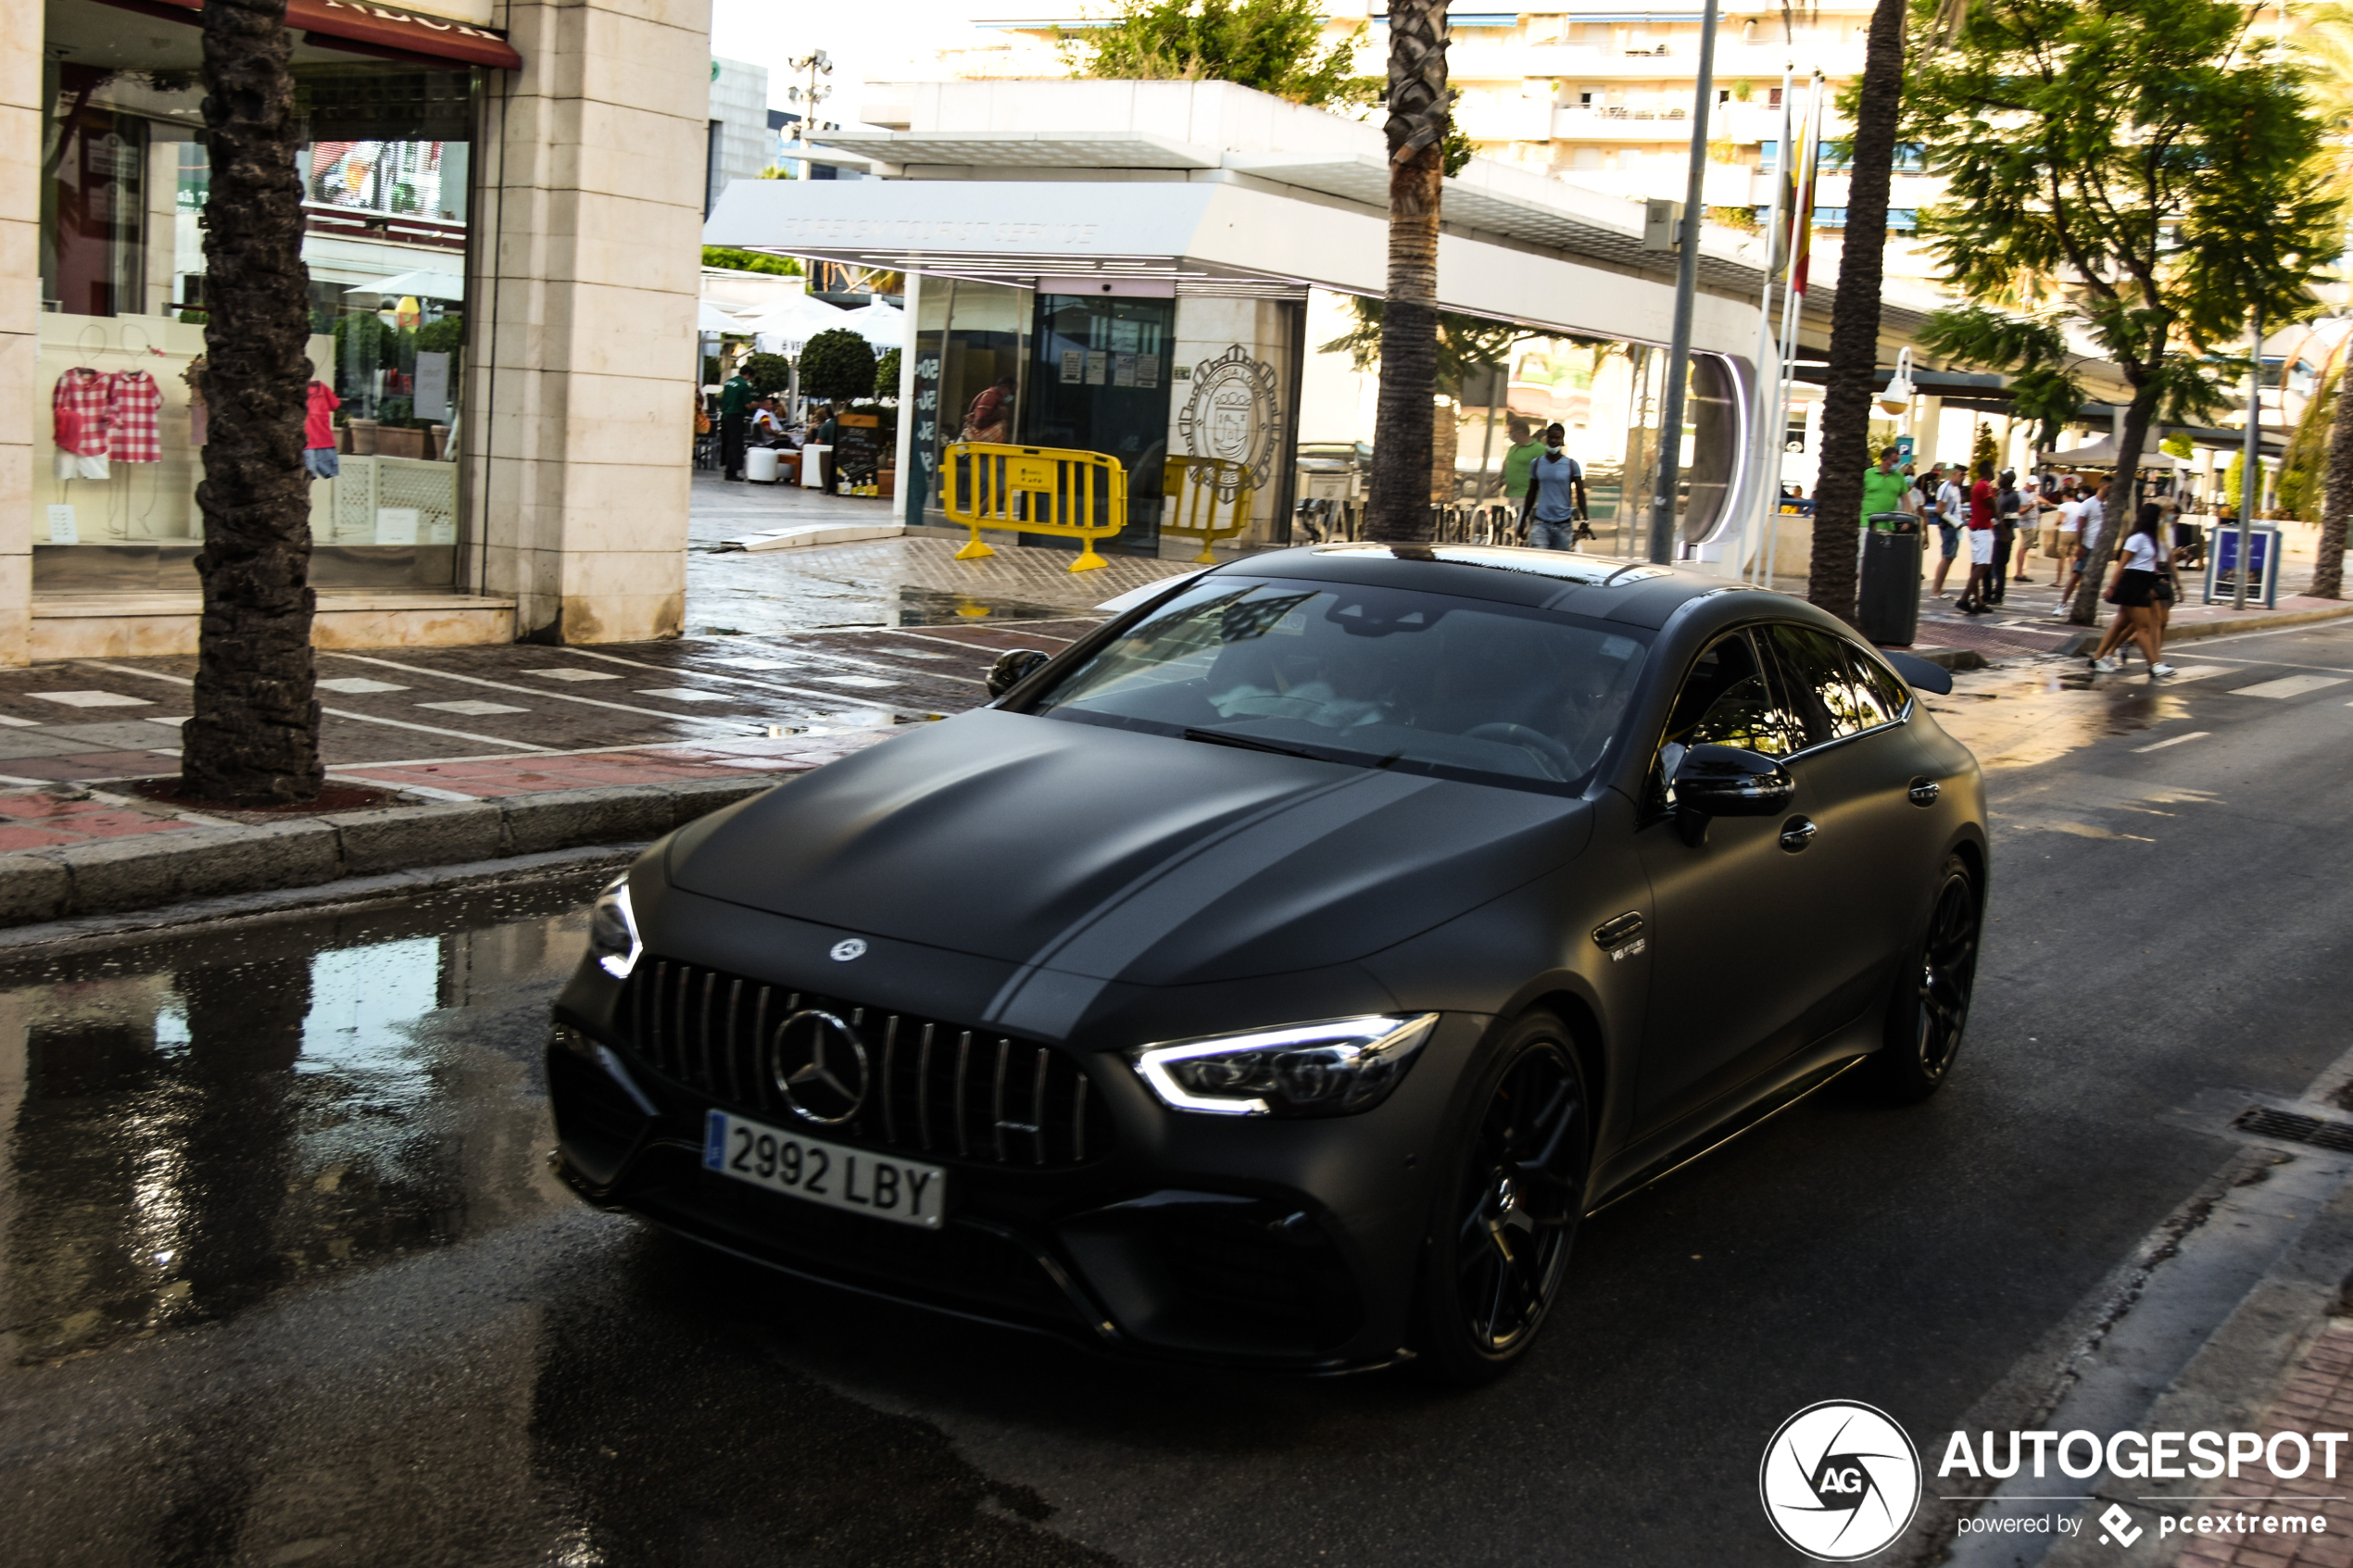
[345, 269, 465, 302]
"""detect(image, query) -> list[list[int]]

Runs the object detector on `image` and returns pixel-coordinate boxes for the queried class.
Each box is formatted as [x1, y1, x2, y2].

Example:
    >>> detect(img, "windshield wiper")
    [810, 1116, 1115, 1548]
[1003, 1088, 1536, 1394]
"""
[1181, 727, 1333, 762]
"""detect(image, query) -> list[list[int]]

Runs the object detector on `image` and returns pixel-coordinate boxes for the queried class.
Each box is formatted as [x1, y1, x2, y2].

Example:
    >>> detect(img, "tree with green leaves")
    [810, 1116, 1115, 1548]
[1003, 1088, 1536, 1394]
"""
[1060, 0, 1372, 107]
[183, 0, 321, 803]
[1365, 0, 1452, 542]
[797, 328, 875, 404]
[1900, 0, 2338, 626]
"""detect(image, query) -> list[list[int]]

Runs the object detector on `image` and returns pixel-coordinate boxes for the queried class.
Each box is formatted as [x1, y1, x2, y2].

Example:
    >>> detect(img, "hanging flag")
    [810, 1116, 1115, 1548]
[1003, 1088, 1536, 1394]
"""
[1788, 77, 1825, 295]
[1769, 92, 1797, 278]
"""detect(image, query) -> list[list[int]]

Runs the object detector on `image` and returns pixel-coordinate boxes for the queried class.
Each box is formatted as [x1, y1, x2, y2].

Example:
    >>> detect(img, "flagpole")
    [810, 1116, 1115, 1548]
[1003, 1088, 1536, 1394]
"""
[1743, 66, 1795, 583]
[1764, 70, 1823, 592]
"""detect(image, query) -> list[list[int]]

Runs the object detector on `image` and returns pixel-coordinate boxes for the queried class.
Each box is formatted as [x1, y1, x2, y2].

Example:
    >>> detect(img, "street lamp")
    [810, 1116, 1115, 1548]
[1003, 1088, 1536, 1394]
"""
[788, 50, 834, 182]
[1647, 0, 1722, 564]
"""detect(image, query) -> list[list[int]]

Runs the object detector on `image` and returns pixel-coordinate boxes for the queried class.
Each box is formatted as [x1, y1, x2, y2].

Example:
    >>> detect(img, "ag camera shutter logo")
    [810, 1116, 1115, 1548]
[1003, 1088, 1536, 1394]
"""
[1760, 1400, 1922, 1561]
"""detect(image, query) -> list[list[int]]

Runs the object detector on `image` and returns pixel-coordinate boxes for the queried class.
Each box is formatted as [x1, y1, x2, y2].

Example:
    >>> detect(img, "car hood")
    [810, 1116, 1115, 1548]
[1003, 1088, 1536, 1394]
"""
[668, 709, 1592, 988]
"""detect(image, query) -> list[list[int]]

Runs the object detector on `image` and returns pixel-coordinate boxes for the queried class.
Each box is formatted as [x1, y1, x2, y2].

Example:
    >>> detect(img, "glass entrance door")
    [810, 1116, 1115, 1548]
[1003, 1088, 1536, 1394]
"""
[1025, 293, 1176, 554]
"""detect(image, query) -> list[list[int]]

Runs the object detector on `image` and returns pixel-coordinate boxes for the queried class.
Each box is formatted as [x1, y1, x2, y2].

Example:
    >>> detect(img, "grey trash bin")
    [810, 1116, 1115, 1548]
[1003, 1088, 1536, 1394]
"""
[1857, 512, 1921, 647]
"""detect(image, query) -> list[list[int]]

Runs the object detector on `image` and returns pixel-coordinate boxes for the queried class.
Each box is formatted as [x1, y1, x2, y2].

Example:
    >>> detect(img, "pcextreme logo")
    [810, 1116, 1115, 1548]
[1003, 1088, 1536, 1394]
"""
[1760, 1401, 1924, 1562]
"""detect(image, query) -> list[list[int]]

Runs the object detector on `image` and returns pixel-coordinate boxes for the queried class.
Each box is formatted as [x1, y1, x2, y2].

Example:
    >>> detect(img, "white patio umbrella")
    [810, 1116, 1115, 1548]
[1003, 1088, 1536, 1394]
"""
[837, 300, 906, 349]
[697, 301, 749, 333]
[736, 294, 853, 352]
[346, 268, 465, 302]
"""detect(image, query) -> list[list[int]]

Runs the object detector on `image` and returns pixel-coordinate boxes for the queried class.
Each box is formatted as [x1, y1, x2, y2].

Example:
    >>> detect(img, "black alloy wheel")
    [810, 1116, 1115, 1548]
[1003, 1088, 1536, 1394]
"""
[1415, 1014, 1591, 1383]
[1866, 852, 1981, 1102]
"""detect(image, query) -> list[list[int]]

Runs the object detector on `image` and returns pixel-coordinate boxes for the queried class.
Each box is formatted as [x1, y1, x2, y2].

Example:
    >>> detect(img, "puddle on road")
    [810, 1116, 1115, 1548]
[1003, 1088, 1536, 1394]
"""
[1923, 658, 2196, 770]
[0, 871, 607, 1363]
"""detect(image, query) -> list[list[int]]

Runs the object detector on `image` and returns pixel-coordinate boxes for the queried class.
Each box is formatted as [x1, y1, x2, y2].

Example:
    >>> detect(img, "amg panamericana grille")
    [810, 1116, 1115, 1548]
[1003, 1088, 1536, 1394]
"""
[620, 958, 1113, 1168]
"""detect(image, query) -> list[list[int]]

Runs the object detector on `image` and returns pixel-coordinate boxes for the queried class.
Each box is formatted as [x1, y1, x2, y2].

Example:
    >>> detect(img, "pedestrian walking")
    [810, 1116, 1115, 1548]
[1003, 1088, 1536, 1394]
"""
[1990, 469, 2020, 602]
[1957, 461, 1998, 613]
[1928, 464, 1964, 597]
[2012, 472, 2039, 583]
[1521, 422, 1588, 550]
[1861, 445, 1911, 523]
[1500, 416, 1544, 504]
[2068, 479, 2110, 599]
[717, 367, 754, 482]
[2089, 504, 2177, 677]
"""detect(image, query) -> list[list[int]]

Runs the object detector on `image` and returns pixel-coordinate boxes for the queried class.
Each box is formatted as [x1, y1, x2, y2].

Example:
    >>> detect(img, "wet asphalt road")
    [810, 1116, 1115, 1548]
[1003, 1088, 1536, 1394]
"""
[4, 621, 2352, 1568]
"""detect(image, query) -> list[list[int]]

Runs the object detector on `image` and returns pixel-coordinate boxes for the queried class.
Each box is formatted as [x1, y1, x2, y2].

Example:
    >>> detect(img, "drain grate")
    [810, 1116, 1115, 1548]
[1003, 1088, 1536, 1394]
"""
[2233, 1106, 2353, 1153]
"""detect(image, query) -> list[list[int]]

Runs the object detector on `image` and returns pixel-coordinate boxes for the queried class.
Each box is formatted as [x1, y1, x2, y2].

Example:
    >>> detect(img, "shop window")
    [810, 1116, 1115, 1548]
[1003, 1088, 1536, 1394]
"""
[34, 0, 477, 594]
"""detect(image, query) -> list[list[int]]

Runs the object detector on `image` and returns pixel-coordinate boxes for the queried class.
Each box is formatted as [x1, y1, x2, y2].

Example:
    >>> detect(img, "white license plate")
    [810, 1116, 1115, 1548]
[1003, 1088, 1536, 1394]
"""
[702, 1110, 945, 1230]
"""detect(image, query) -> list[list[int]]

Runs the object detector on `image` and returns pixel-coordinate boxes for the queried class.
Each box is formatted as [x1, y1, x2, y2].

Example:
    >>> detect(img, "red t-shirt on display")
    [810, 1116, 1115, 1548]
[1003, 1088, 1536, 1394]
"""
[1969, 478, 1995, 528]
[305, 382, 342, 449]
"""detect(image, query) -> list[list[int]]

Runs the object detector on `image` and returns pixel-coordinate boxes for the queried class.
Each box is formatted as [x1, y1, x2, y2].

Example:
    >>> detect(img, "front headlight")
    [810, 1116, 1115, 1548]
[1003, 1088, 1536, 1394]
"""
[1129, 1014, 1439, 1118]
[587, 873, 642, 979]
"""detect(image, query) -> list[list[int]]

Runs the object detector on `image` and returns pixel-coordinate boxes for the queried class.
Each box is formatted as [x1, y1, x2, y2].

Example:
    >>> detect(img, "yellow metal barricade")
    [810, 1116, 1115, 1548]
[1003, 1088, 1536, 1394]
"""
[1161, 455, 1254, 564]
[943, 443, 1128, 573]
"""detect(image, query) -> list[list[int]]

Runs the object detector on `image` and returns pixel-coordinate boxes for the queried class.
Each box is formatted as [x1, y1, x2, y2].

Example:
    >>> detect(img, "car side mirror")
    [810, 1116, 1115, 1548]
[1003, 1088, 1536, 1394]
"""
[1670, 744, 1794, 846]
[1880, 649, 1953, 696]
[987, 648, 1051, 699]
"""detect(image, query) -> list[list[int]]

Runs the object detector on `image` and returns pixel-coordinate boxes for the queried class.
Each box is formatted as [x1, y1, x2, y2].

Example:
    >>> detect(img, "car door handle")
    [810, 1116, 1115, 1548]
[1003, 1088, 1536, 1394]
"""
[1779, 817, 1818, 853]
[1908, 777, 1941, 807]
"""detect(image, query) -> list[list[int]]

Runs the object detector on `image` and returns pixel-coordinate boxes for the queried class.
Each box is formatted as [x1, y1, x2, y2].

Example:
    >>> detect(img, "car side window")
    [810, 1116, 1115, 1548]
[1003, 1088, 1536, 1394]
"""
[1759, 623, 1902, 746]
[1849, 645, 1914, 721]
[1661, 632, 1802, 759]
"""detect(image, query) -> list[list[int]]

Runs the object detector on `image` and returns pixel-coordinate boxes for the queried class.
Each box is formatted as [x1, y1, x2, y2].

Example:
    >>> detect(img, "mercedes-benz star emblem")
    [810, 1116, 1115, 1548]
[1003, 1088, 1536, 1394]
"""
[772, 1010, 869, 1124]
[830, 938, 867, 961]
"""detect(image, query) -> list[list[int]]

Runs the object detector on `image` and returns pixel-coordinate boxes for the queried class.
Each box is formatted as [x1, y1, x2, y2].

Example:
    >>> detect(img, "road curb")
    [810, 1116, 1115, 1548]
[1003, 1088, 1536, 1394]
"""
[2036, 1169, 2353, 1567]
[0, 774, 774, 929]
[2037, 602, 2353, 659]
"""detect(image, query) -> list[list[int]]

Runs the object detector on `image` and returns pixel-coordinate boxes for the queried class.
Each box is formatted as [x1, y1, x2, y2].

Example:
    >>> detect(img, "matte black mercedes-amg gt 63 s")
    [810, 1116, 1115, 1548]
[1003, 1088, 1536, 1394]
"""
[548, 545, 1986, 1381]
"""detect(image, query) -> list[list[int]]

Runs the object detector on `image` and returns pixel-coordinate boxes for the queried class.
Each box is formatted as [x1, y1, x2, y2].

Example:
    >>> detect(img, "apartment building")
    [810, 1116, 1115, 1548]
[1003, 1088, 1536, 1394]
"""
[966, 6, 1944, 283]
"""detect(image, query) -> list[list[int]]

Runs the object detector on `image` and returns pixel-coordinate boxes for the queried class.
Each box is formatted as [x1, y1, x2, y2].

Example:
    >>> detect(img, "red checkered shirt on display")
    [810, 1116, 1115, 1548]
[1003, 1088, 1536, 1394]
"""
[106, 370, 162, 463]
[52, 368, 110, 457]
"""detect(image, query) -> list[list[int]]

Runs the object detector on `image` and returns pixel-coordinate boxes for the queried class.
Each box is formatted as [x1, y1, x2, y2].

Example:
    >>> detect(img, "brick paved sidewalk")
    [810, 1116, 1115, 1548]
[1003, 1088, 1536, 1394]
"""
[0, 730, 901, 854]
[2166, 1320, 2353, 1567]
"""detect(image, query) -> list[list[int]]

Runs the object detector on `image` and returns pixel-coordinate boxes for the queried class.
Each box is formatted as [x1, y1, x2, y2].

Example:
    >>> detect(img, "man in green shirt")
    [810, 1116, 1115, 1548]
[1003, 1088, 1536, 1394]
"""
[1860, 445, 1911, 521]
[1499, 416, 1543, 503]
[717, 370, 754, 482]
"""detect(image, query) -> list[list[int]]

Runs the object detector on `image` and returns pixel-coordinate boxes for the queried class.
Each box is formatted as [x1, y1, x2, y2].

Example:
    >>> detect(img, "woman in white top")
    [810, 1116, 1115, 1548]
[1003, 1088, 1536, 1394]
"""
[2089, 504, 2176, 676]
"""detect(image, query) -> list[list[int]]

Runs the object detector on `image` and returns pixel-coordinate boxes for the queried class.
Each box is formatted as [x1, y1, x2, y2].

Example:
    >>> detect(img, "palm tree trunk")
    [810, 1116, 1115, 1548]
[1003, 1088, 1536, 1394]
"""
[1807, 0, 1906, 623]
[2068, 390, 2158, 625]
[2313, 362, 2351, 598]
[1365, 0, 1450, 544]
[182, 0, 323, 804]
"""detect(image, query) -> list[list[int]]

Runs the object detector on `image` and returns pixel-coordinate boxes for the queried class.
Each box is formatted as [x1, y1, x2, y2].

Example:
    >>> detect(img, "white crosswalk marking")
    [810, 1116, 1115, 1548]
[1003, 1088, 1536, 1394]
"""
[2230, 674, 2349, 698]
[418, 700, 531, 717]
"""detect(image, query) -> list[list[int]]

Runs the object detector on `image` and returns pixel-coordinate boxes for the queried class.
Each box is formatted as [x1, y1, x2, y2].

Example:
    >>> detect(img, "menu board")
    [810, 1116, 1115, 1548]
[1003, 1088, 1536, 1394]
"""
[835, 412, 884, 483]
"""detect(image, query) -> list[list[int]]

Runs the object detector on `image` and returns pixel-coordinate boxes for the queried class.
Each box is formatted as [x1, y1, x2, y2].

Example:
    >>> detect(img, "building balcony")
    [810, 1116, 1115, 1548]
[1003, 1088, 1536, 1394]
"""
[1444, 39, 1868, 83]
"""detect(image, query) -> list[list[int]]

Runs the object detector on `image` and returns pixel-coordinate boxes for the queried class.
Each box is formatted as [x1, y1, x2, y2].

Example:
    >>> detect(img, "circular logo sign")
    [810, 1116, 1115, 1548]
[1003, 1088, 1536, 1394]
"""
[829, 938, 867, 962]
[1758, 1401, 1921, 1562]
[1177, 345, 1282, 494]
[772, 1010, 870, 1124]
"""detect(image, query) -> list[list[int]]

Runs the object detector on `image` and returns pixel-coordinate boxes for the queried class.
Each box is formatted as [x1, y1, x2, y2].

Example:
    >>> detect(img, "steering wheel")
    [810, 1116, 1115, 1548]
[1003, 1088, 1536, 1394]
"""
[1464, 722, 1579, 781]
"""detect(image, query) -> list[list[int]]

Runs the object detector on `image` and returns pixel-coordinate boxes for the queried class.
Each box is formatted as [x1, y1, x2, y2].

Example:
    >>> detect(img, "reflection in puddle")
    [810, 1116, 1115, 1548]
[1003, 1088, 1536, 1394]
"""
[1924, 659, 2196, 771]
[0, 876, 601, 1362]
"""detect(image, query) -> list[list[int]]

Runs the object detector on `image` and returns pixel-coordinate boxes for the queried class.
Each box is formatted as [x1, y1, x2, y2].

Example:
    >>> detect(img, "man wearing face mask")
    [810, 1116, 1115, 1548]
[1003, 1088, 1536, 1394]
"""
[1521, 422, 1589, 550]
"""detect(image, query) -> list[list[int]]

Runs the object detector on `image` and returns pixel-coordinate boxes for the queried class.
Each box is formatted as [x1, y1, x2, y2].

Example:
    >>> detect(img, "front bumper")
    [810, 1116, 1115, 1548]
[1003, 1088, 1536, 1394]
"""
[547, 1005, 1487, 1373]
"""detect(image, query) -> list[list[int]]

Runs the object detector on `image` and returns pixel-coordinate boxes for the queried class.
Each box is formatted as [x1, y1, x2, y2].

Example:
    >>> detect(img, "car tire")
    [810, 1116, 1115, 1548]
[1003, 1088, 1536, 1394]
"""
[1863, 852, 1982, 1103]
[1411, 1012, 1592, 1385]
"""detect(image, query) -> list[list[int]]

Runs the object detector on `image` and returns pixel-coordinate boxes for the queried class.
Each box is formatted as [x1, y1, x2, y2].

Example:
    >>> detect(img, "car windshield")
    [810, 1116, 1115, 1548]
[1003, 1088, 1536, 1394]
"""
[1019, 576, 1651, 792]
